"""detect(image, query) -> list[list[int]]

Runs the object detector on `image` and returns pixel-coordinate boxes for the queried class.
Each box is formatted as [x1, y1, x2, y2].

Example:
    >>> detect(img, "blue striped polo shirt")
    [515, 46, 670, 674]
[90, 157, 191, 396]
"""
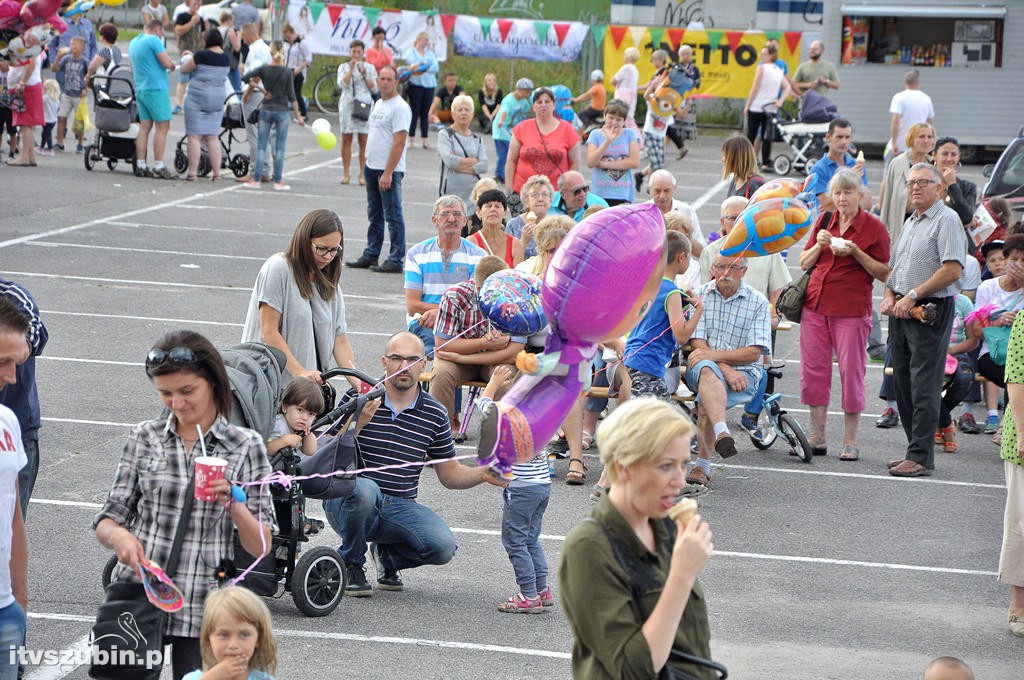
[404, 237, 486, 323]
[357, 387, 456, 499]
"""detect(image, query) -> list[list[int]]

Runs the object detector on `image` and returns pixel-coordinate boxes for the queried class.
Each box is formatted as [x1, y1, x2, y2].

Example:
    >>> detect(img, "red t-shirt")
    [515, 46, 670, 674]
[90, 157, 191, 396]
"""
[365, 46, 393, 75]
[803, 209, 891, 318]
[470, 232, 515, 268]
[511, 118, 578, 193]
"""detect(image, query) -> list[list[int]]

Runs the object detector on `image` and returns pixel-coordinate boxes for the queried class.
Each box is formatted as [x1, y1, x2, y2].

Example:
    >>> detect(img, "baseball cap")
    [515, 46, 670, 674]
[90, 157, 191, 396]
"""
[981, 240, 1005, 258]
[515, 77, 534, 90]
[590, 69, 604, 82]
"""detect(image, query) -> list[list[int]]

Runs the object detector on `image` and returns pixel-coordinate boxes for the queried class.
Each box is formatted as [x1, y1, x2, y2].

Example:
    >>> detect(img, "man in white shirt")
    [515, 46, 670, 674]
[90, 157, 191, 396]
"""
[347, 65, 412, 274]
[0, 298, 29, 677]
[887, 69, 934, 165]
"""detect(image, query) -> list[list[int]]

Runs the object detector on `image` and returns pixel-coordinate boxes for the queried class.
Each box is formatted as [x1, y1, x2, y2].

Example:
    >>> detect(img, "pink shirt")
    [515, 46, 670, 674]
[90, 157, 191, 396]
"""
[511, 118, 578, 193]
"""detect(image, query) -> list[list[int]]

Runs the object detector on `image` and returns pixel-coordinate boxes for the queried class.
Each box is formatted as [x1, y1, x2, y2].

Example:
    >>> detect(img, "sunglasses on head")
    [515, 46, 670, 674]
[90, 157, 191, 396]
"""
[145, 347, 197, 375]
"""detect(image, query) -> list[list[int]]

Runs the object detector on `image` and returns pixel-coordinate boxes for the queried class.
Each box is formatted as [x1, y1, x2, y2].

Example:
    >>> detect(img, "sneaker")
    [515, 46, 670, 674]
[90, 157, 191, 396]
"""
[370, 544, 403, 591]
[133, 166, 151, 178]
[243, 180, 260, 189]
[537, 586, 555, 608]
[714, 432, 738, 458]
[739, 412, 761, 440]
[76, 144, 85, 154]
[273, 182, 290, 191]
[151, 166, 178, 180]
[54, 144, 64, 152]
[344, 563, 372, 597]
[39, 149, 54, 157]
[497, 592, 544, 614]
[958, 413, 981, 434]
[234, 174, 252, 183]
[875, 407, 899, 429]
[984, 414, 1000, 434]
[546, 434, 570, 459]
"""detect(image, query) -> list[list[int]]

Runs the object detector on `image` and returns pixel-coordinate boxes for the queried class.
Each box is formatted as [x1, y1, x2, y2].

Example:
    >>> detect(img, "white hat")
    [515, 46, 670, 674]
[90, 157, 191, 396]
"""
[590, 69, 604, 82]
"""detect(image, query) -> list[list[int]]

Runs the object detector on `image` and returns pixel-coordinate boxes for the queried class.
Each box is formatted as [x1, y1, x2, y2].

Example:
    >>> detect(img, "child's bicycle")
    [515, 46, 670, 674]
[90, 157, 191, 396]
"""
[745, 365, 813, 462]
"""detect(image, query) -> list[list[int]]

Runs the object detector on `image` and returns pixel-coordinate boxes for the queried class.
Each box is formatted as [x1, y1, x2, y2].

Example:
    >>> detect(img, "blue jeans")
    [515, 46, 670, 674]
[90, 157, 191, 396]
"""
[323, 476, 456, 571]
[0, 602, 25, 680]
[501, 484, 550, 598]
[227, 70, 242, 97]
[362, 167, 406, 267]
[17, 439, 37, 518]
[494, 138, 509, 182]
[254, 109, 290, 182]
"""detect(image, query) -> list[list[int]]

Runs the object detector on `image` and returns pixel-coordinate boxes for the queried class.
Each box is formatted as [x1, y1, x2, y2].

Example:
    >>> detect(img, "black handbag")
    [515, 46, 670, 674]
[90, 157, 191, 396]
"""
[247, 108, 260, 125]
[350, 71, 371, 121]
[89, 480, 194, 680]
[297, 396, 366, 499]
[775, 267, 812, 324]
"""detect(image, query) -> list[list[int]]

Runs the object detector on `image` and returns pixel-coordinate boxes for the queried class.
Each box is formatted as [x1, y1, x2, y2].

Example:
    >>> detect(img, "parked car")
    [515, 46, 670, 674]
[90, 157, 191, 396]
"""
[982, 126, 1024, 220]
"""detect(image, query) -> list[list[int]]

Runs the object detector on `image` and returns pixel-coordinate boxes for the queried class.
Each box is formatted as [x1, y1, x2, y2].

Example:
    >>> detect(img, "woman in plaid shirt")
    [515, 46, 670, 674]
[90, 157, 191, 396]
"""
[94, 331, 276, 679]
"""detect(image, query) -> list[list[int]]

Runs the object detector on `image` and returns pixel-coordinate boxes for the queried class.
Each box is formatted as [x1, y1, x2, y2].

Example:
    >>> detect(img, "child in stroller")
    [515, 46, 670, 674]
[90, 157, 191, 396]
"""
[266, 376, 325, 536]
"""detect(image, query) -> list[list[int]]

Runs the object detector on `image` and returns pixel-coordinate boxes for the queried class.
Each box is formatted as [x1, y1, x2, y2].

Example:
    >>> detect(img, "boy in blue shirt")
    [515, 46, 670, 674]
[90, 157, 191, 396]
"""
[623, 230, 703, 401]
[54, 37, 89, 153]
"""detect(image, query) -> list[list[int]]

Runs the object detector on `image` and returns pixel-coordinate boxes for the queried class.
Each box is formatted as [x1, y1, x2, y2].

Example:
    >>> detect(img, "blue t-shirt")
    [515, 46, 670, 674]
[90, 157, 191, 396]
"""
[183, 671, 273, 680]
[58, 55, 89, 96]
[128, 33, 169, 92]
[808, 153, 870, 196]
[585, 127, 639, 203]
[493, 93, 530, 142]
[624, 278, 684, 378]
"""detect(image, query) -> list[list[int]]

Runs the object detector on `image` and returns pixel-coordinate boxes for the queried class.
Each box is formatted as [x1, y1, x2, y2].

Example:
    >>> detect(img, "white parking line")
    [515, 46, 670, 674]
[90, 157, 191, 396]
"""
[28, 241, 265, 261]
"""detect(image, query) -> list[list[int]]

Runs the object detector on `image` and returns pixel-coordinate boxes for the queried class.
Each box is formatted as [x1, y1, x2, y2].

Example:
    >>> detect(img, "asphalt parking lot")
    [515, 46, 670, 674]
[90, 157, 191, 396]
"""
[0, 108, 1019, 679]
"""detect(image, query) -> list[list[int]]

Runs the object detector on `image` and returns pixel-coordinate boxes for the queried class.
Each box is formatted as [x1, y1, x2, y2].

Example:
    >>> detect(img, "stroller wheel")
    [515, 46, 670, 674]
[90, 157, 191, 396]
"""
[198, 153, 212, 177]
[101, 554, 118, 590]
[173, 149, 188, 175]
[106, 159, 118, 171]
[230, 154, 250, 178]
[83, 145, 97, 171]
[772, 155, 792, 176]
[801, 156, 820, 174]
[292, 546, 345, 617]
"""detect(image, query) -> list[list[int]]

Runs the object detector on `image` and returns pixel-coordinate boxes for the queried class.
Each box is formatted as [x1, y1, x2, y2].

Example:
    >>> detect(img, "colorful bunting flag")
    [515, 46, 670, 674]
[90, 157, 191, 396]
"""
[648, 27, 666, 49]
[363, 6, 380, 28]
[307, 2, 324, 24]
[706, 30, 723, 49]
[497, 19, 514, 42]
[628, 25, 647, 48]
[666, 28, 685, 50]
[553, 22, 571, 47]
[591, 24, 606, 48]
[608, 25, 628, 50]
[479, 16, 494, 38]
[783, 31, 802, 55]
[724, 31, 745, 52]
[325, 3, 345, 27]
[536, 21, 551, 45]
[440, 14, 456, 38]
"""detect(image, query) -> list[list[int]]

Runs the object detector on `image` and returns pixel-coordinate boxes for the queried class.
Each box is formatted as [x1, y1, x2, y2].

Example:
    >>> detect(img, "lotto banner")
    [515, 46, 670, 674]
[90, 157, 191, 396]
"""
[602, 27, 803, 99]
[450, 16, 589, 62]
[300, 2, 449, 60]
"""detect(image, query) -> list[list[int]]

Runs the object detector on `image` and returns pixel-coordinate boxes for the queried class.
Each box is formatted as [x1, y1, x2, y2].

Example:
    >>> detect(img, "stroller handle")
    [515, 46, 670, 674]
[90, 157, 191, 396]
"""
[312, 368, 386, 433]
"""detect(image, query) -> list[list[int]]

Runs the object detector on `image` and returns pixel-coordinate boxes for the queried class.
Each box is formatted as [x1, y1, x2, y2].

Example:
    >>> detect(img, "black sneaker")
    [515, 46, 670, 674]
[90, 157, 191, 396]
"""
[875, 407, 899, 429]
[371, 544, 404, 591]
[346, 257, 377, 269]
[151, 166, 178, 180]
[344, 563, 372, 597]
[370, 260, 403, 273]
[133, 166, 151, 178]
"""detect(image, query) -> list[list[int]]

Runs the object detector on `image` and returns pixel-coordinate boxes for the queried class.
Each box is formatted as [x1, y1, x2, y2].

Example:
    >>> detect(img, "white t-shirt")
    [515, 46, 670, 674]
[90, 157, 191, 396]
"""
[889, 88, 934, 152]
[244, 39, 271, 73]
[9, 58, 42, 88]
[0, 407, 26, 610]
[749, 63, 784, 113]
[974, 277, 1024, 356]
[366, 94, 412, 172]
[642, 107, 675, 139]
[959, 256, 982, 294]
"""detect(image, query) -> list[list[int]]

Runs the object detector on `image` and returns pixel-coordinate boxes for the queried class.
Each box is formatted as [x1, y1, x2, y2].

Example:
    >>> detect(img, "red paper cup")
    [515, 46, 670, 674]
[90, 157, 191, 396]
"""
[194, 456, 227, 502]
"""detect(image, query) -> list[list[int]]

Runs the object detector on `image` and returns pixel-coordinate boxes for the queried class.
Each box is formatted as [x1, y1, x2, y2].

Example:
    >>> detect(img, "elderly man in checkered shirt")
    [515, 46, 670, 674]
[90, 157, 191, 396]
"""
[682, 252, 773, 494]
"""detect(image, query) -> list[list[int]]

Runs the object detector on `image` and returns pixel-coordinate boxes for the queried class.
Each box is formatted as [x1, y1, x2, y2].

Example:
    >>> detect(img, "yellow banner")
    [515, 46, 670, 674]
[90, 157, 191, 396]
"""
[602, 27, 802, 100]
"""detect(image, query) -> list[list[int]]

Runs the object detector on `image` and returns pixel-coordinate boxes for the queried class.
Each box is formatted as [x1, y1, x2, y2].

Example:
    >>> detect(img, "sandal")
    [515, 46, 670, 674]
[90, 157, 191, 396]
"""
[839, 444, 860, 461]
[581, 431, 594, 450]
[566, 458, 586, 486]
[185, 174, 197, 182]
[211, 175, 222, 182]
[938, 424, 957, 453]
[341, 174, 350, 184]
[589, 484, 607, 503]
[303, 517, 325, 535]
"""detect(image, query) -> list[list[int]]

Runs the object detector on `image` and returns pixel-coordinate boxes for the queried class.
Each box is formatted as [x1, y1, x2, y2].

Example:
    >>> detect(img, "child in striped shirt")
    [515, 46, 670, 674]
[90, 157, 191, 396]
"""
[480, 365, 554, 614]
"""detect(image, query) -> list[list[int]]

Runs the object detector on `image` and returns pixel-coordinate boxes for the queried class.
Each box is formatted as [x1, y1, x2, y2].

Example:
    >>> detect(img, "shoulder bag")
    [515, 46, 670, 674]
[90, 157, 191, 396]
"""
[582, 517, 727, 680]
[438, 127, 481, 195]
[775, 266, 812, 324]
[89, 479, 194, 680]
[350, 66, 371, 121]
[983, 291, 1023, 366]
[298, 395, 366, 499]
[310, 300, 336, 416]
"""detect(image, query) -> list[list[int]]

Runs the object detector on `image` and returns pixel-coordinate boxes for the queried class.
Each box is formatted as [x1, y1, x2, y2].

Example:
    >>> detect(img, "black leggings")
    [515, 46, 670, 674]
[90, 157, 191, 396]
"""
[293, 74, 306, 117]
[165, 635, 202, 680]
[746, 110, 773, 166]
[406, 83, 432, 139]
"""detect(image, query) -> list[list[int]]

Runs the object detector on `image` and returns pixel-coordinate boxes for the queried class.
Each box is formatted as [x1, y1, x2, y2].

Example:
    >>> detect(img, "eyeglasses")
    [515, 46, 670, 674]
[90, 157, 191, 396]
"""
[525, 192, 551, 200]
[570, 185, 590, 197]
[712, 263, 746, 271]
[145, 347, 197, 374]
[312, 244, 343, 257]
[385, 354, 424, 365]
[436, 211, 465, 219]
[905, 179, 937, 189]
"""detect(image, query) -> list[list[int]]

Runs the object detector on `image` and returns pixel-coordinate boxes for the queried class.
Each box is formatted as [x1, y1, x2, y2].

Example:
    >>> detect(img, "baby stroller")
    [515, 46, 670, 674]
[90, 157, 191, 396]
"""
[769, 90, 838, 176]
[100, 344, 383, 618]
[83, 71, 139, 174]
[172, 92, 250, 179]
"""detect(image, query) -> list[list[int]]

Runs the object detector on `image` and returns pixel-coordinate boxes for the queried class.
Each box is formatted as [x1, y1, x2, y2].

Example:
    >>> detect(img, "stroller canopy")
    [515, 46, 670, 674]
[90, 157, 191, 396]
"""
[222, 342, 287, 441]
[800, 90, 839, 124]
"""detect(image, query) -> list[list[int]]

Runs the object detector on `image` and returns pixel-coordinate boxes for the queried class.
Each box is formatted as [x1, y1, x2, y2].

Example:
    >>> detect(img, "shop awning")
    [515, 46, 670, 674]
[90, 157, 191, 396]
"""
[840, 3, 1007, 18]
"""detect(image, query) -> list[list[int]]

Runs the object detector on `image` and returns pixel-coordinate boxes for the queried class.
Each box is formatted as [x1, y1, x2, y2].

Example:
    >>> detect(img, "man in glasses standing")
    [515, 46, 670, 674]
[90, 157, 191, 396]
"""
[883, 163, 965, 477]
[550, 170, 607, 222]
[323, 331, 504, 597]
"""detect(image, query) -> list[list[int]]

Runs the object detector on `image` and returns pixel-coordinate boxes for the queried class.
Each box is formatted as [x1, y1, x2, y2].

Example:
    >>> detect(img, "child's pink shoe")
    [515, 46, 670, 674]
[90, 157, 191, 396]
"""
[497, 592, 544, 614]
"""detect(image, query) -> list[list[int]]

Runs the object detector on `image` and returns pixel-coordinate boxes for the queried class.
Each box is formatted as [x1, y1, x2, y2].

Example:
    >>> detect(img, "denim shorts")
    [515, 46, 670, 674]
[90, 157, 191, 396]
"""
[0, 601, 26, 680]
[685, 359, 762, 409]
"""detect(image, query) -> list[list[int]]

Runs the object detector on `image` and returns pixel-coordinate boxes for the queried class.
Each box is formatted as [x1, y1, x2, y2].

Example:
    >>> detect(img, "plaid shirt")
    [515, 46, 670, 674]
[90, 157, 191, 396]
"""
[94, 415, 277, 638]
[434, 280, 526, 344]
[692, 280, 772, 373]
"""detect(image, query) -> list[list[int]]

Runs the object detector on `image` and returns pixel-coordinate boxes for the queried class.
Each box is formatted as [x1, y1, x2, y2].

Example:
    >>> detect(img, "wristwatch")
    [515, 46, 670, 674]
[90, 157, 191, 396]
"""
[908, 289, 919, 301]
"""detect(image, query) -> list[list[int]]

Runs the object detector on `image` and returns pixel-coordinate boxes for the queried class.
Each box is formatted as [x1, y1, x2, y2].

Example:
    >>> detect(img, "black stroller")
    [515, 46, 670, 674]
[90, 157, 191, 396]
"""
[101, 344, 383, 618]
[83, 70, 139, 174]
[172, 92, 250, 179]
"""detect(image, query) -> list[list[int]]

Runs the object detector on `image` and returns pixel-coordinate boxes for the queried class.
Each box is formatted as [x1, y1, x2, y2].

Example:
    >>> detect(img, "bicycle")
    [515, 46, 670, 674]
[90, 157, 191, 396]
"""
[744, 365, 813, 462]
[312, 62, 341, 114]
